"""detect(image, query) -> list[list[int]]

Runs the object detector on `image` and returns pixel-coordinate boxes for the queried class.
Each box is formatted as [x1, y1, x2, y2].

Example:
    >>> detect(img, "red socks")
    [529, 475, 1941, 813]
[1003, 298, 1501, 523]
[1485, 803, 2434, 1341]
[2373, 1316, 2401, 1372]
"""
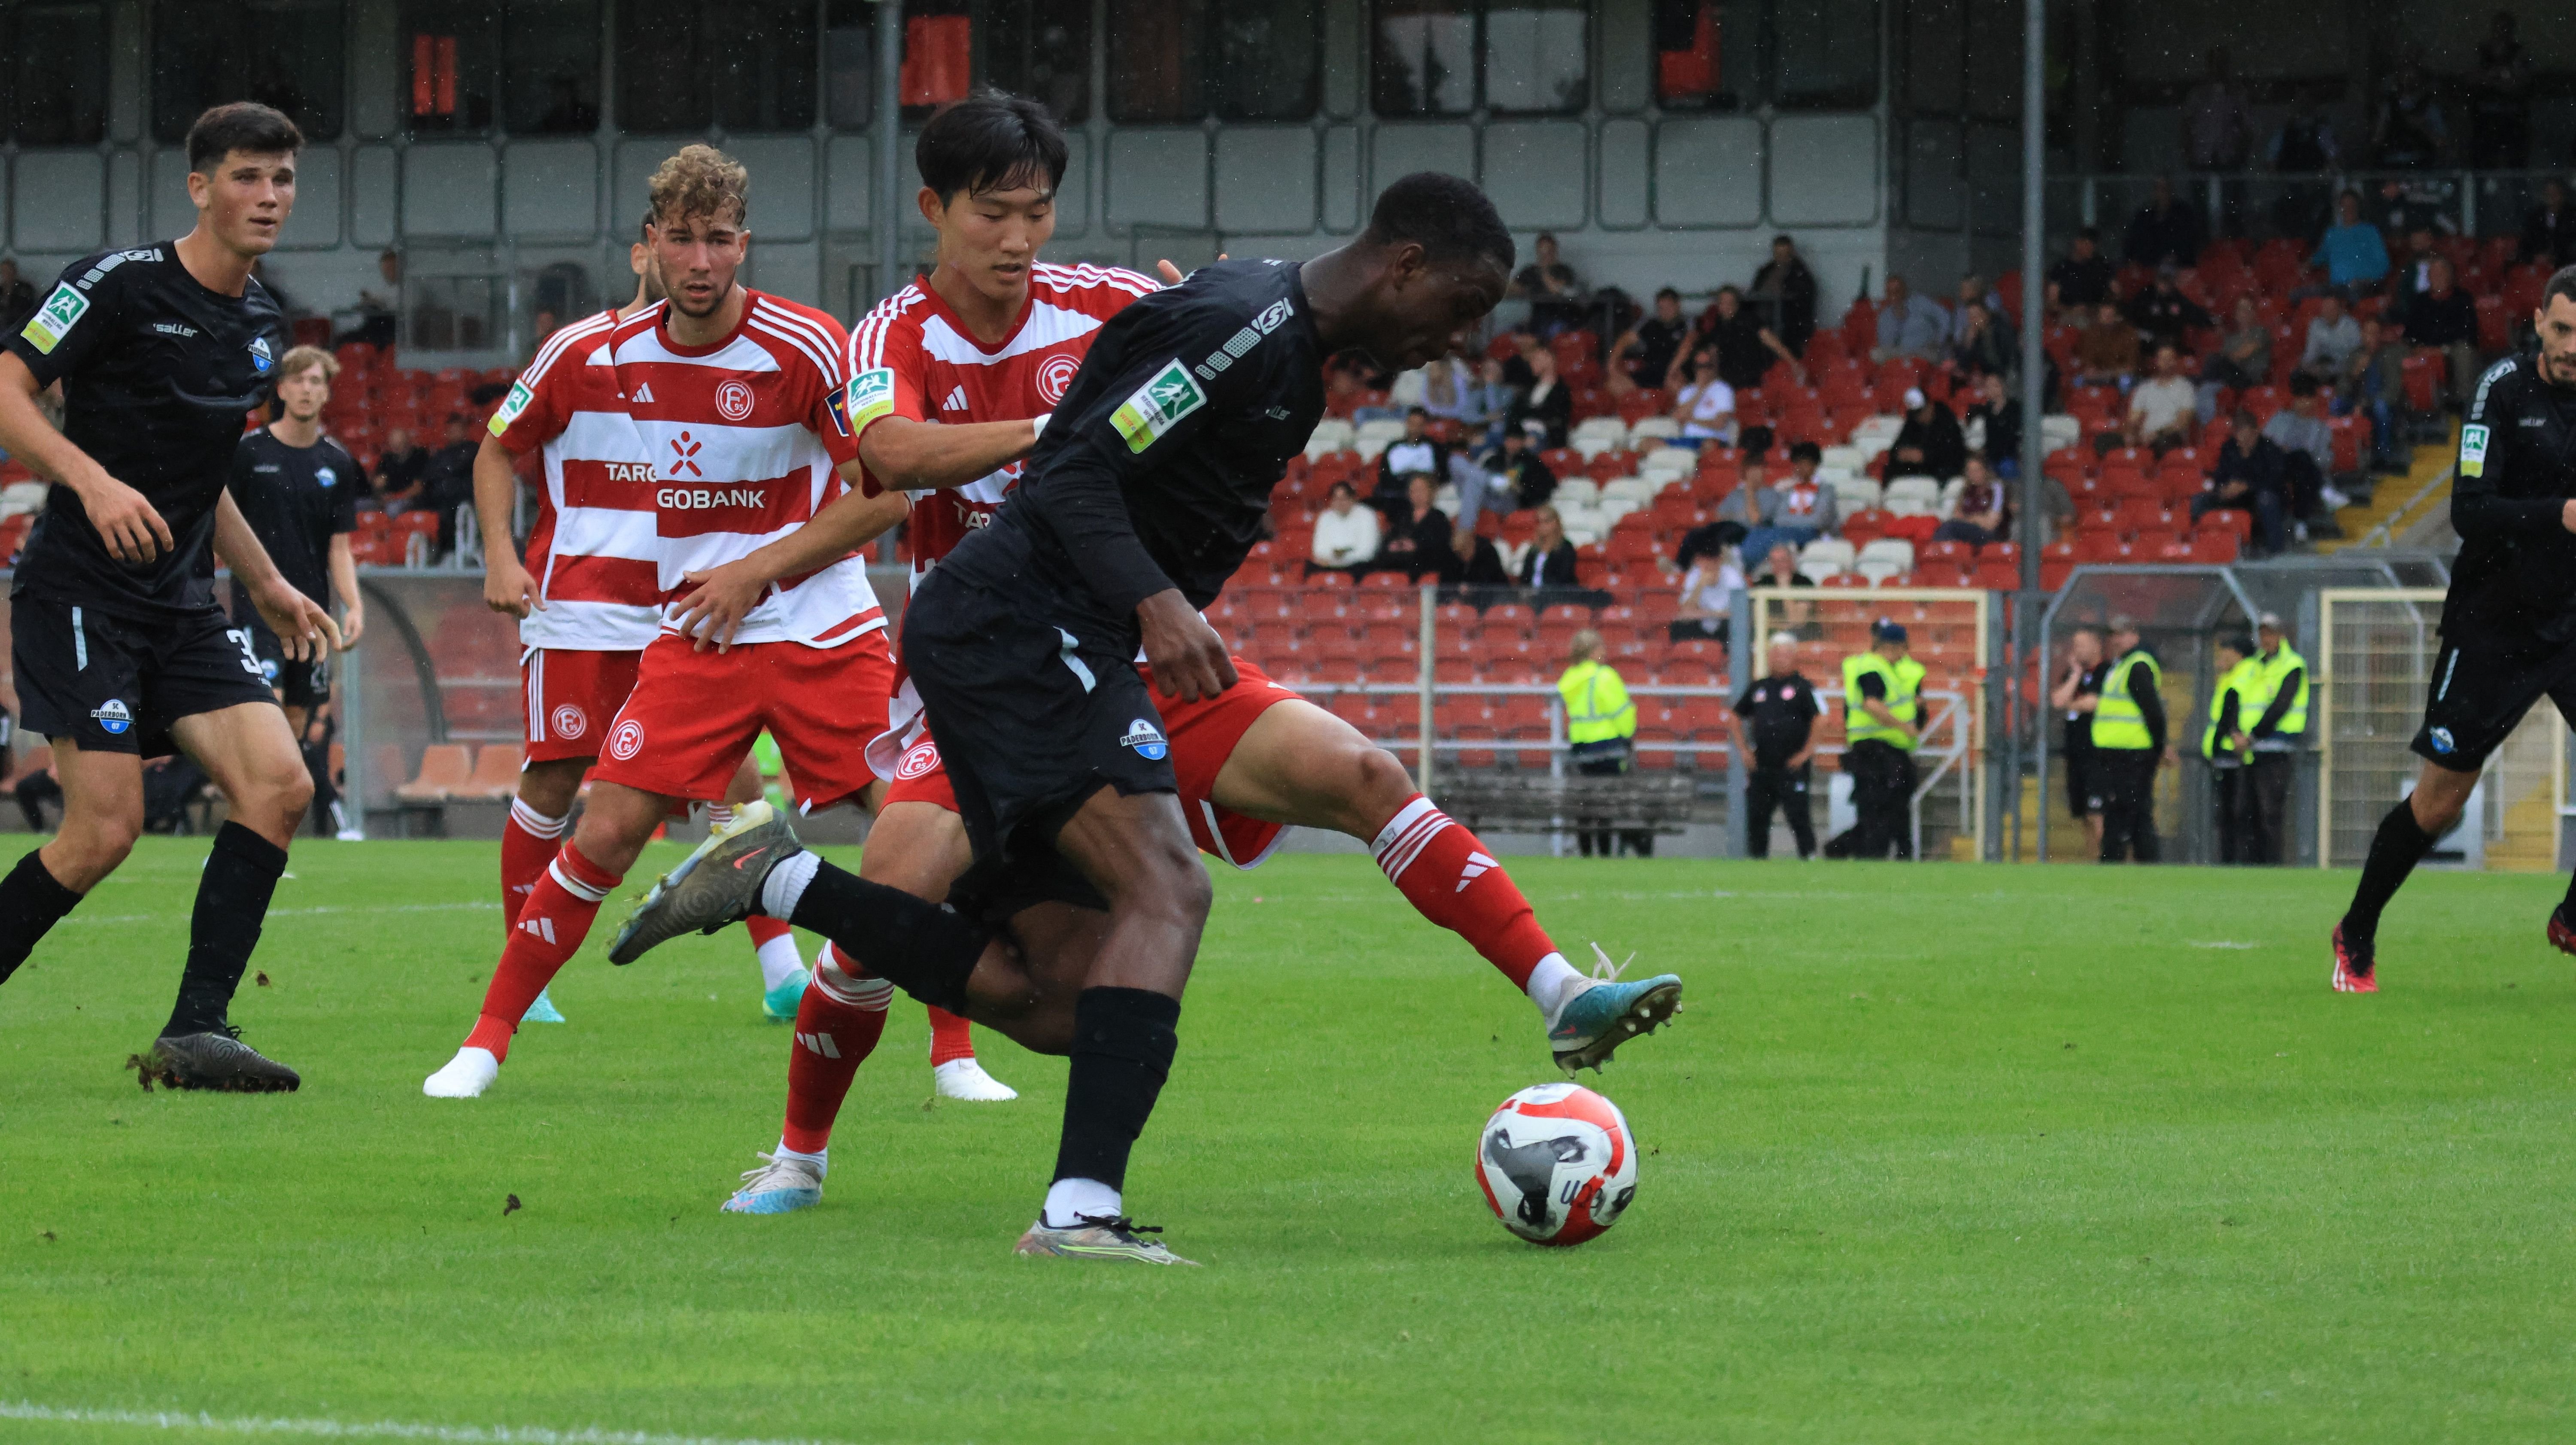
[1370, 795, 1556, 992]
[500, 798, 568, 930]
[464, 843, 621, 1059]
[782, 942, 892, 1153]
[745, 915, 795, 949]
[927, 1005, 976, 1066]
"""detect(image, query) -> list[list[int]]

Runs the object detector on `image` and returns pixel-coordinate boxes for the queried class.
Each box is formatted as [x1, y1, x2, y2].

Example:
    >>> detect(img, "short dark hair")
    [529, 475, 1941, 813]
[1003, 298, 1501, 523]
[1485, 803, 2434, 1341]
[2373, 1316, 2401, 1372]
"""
[2231, 408, 2259, 430]
[1328, 479, 1357, 498]
[2545, 264, 2576, 312]
[2075, 226, 2099, 243]
[1656, 286, 1680, 302]
[1406, 405, 1429, 419]
[1789, 440, 1823, 464]
[916, 91, 1068, 203]
[1361, 173, 1515, 274]
[186, 102, 301, 174]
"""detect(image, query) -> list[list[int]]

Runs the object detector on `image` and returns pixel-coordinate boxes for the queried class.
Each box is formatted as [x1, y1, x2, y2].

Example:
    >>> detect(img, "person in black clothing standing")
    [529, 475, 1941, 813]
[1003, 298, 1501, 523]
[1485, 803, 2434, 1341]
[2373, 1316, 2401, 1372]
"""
[419, 412, 479, 557]
[0, 103, 341, 1090]
[2050, 626, 2109, 857]
[2205, 634, 2255, 864]
[2045, 228, 2114, 316]
[2334, 268, 2576, 991]
[1748, 234, 1818, 355]
[232, 343, 368, 838]
[1734, 633, 1823, 859]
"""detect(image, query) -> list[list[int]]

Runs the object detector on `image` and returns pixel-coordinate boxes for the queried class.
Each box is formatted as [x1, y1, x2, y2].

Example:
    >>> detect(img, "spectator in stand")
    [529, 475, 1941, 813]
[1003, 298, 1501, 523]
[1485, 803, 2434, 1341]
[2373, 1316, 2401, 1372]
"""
[2372, 49, 2448, 167]
[1448, 520, 1510, 590]
[1872, 274, 1950, 363]
[2296, 287, 2363, 383]
[2199, 293, 2273, 419]
[2390, 224, 2441, 307]
[2123, 177, 2205, 269]
[2183, 47, 2254, 171]
[2265, 373, 2345, 515]
[1514, 504, 1581, 591]
[2269, 92, 2340, 171]
[1962, 371, 2023, 476]
[1481, 426, 1557, 510]
[0, 258, 34, 335]
[1948, 275, 2004, 345]
[2403, 257, 2481, 412]
[2522, 179, 2575, 270]
[1751, 541, 1815, 589]
[1607, 287, 1691, 396]
[1671, 349, 1737, 445]
[2336, 315, 2409, 472]
[338, 247, 401, 349]
[1699, 285, 1802, 391]
[1733, 634, 1823, 859]
[2470, 10, 2532, 170]
[1309, 480, 1382, 575]
[2126, 342, 2199, 451]
[1710, 455, 1773, 527]
[1416, 352, 1479, 425]
[373, 427, 427, 513]
[1932, 453, 2010, 545]
[1887, 387, 1966, 480]
[421, 413, 480, 558]
[1947, 299, 2014, 382]
[1374, 407, 1450, 514]
[1507, 346, 1572, 448]
[1510, 231, 1586, 339]
[1749, 234, 1820, 355]
[1376, 472, 1454, 581]
[2196, 408, 2290, 556]
[2046, 228, 2115, 317]
[1670, 544, 1743, 644]
[2310, 190, 2391, 292]
[1743, 441, 1837, 565]
[2127, 265, 2211, 351]
[1461, 356, 1516, 446]
[2076, 301, 2141, 389]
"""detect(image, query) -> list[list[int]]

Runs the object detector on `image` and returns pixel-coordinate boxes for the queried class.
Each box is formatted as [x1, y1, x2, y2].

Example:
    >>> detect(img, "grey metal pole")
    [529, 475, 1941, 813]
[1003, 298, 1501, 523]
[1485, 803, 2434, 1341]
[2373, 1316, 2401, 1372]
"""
[875, 0, 904, 305]
[2017, 0, 2046, 598]
[1725, 586, 1753, 858]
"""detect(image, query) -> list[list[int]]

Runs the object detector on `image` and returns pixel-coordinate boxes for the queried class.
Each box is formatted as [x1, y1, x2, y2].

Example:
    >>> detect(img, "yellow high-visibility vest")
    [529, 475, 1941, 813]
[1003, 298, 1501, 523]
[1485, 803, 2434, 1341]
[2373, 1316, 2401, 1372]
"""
[2093, 647, 2163, 751]
[1557, 659, 1636, 745]
[2250, 642, 2309, 741]
[2203, 657, 2262, 760]
[1842, 650, 1925, 752]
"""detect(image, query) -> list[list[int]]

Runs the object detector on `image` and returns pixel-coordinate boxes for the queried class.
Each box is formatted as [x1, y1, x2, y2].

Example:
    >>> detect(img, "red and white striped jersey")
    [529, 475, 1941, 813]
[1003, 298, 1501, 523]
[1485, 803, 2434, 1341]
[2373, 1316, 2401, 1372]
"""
[606, 290, 880, 650]
[486, 308, 660, 651]
[844, 261, 1157, 589]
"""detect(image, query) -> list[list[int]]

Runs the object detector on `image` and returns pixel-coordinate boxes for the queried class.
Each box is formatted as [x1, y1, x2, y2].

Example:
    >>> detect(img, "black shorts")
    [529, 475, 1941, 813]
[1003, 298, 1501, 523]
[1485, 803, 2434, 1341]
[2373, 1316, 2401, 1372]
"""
[2062, 743, 2095, 819]
[232, 586, 331, 708]
[902, 570, 1177, 865]
[11, 592, 277, 755]
[2412, 633, 2576, 772]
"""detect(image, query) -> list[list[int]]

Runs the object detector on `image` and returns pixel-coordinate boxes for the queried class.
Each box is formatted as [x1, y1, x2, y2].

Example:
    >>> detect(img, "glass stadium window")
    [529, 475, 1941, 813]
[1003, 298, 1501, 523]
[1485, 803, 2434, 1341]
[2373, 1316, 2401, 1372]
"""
[1109, 0, 1318, 124]
[1373, 0, 1586, 117]
[401, 1, 498, 133]
[621, 0, 817, 133]
[982, 0, 1091, 124]
[1773, 0, 1878, 109]
[1652, 0, 1755, 112]
[9, 2, 109, 145]
[823, 0, 983, 127]
[152, 0, 347, 143]
[501, 0, 601, 134]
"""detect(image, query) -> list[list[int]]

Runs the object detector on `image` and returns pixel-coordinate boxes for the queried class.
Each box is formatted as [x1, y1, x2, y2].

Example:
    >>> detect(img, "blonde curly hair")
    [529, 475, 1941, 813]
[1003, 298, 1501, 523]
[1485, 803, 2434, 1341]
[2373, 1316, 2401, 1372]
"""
[647, 143, 748, 228]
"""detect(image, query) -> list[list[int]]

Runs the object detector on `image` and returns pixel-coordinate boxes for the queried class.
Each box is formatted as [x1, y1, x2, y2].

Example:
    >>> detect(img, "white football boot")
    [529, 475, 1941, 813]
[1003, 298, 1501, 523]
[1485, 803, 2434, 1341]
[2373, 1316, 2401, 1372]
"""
[934, 1057, 1018, 1101]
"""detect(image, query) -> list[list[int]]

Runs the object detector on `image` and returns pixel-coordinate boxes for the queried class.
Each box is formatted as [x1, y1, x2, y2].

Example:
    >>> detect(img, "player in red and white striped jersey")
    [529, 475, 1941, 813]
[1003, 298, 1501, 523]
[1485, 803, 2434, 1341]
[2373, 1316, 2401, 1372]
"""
[470, 225, 811, 1031]
[425, 145, 910, 1100]
[700, 97, 1646, 1218]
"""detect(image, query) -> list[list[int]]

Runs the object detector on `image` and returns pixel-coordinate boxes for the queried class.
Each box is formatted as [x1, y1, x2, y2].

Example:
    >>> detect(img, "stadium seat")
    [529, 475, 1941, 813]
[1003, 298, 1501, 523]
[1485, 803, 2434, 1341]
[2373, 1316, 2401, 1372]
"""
[459, 744, 524, 798]
[396, 745, 474, 801]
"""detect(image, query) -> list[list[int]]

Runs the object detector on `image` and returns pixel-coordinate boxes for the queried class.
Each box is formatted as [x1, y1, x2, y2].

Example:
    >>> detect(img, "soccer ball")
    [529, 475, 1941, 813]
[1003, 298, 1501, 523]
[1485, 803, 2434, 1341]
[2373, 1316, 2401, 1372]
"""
[1475, 1082, 1638, 1247]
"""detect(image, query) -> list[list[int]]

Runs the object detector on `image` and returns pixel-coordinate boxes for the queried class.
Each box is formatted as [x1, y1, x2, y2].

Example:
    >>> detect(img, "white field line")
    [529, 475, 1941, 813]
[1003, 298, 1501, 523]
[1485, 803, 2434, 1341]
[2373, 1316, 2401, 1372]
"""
[58, 902, 500, 928]
[0, 1401, 860, 1445]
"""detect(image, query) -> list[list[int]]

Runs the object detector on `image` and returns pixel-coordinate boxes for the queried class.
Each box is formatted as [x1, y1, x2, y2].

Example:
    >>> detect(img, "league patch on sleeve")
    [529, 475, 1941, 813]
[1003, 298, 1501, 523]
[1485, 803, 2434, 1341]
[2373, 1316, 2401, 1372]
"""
[2460, 422, 2489, 478]
[1109, 360, 1207, 455]
[845, 367, 897, 433]
[19, 282, 88, 355]
[488, 379, 535, 437]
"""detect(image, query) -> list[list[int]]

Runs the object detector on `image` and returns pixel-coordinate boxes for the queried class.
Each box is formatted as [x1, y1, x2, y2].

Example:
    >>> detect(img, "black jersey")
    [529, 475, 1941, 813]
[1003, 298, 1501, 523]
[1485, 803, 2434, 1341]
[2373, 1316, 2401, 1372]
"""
[3, 243, 285, 621]
[2063, 660, 2109, 751]
[228, 428, 358, 606]
[2446, 352, 2576, 647]
[942, 259, 1324, 635]
[1732, 671, 1823, 768]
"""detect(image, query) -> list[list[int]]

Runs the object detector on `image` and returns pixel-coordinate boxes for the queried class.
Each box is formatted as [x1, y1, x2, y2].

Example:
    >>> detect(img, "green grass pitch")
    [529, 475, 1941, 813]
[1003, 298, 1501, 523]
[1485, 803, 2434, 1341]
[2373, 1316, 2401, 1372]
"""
[4, 837, 2575, 1442]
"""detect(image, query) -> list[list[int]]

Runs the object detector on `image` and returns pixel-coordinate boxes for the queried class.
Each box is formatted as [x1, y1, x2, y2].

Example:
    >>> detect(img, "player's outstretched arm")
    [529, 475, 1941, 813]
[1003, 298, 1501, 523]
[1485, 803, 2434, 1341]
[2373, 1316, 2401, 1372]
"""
[843, 415, 1041, 493]
[473, 434, 538, 617]
[326, 532, 365, 648]
[213, 489, 342, 662]
[668, 486, 914, 653]
[0, 352, 171, 564]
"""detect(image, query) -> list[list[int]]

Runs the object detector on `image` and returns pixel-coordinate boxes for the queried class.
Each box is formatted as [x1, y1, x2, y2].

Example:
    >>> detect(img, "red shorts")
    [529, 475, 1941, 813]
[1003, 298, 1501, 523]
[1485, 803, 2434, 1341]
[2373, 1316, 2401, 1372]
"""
[587, 631, 895, 811]
[520, 648, 642, 764]
[881, 656, 1303, 868]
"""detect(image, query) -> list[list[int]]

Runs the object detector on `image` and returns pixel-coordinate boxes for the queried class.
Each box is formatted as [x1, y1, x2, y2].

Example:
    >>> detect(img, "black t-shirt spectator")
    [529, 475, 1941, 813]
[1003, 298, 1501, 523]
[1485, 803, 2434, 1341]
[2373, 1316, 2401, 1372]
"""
[1629, 316, 1689, 389]
[2063, 661, 2108, 754]
[1703, 310, 1776, 391]
[1458, 535, 1510, 587]
[374, 443, 428, 507]
[2128, 288, 2211, 348]
[1749, 257, 1818, 352]
[1508, 378, 1573, 448]
[2210, 434, 2288, 501]
[2047, 254, 2114, 310]
[2524, 204, 2576, 267]
[1382, 504, 1453, 578]
[1733, 671, 1824, 768]
[1482, 443, 1557, 510]
[1889, 404, 1967, 480]
[1517, 540, 1579, 588]
[1376, 435, 1450, 508]
[1966, 396, 2023, 468]
[2406, 288, 2477, 347]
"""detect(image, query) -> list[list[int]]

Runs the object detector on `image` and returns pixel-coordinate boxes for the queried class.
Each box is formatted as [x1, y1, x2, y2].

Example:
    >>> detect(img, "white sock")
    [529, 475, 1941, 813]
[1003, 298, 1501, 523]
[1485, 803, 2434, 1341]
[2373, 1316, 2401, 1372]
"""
[760, 850, 820, 919]
[812, 945, 894, 1011]
[772, 1138, 828, 1177]
[753, 930, 805, 991]
[1527, 952, 1582, 1017]
[509, 797, 570, 839]
[706, 802, 735, 831]
[1042, 1177, 1121, 1229]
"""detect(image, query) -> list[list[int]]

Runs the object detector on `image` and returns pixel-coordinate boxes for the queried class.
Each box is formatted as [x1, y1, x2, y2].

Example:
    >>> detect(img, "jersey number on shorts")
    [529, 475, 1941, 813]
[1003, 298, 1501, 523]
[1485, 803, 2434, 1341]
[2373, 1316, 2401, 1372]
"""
[226, 628, 265, 677]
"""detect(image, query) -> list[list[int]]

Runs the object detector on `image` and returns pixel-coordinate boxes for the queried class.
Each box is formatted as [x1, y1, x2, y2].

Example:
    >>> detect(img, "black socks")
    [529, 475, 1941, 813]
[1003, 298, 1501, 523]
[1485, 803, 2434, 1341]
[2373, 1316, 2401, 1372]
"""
[788, 860, 987, 1015]
[163, 822, 288, 1038]
[0, 849, 85, 987]
[1052, 987, 1182, 1191]
[2343, 799, 2436, 947]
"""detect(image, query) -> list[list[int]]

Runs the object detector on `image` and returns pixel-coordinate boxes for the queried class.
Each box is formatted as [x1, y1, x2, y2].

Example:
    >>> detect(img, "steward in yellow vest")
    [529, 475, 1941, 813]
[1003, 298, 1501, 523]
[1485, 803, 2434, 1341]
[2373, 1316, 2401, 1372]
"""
[1558, 628, 1644, 857]
[2087, 616, 2170, 862]
[2204, 636, 2260, 863]
[2238, 612, 2309, 865]
[1825, 619, 1923, 860]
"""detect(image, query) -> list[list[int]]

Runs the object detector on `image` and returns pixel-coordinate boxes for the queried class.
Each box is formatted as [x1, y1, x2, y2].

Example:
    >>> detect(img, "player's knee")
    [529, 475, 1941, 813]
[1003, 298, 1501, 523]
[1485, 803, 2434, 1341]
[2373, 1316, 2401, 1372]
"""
[55, 809, 140, 884]
[1123, 828, 1212, 923]
[1348, 744, 1419, 825]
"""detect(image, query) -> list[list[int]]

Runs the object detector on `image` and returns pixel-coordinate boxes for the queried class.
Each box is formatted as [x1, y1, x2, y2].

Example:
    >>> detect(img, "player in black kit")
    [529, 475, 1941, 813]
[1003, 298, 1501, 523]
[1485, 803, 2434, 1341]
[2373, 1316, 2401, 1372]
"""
[2333, 266, 2576, 993]
[0, 104, 341, 1087]
[614, 173, 1514, 1262]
